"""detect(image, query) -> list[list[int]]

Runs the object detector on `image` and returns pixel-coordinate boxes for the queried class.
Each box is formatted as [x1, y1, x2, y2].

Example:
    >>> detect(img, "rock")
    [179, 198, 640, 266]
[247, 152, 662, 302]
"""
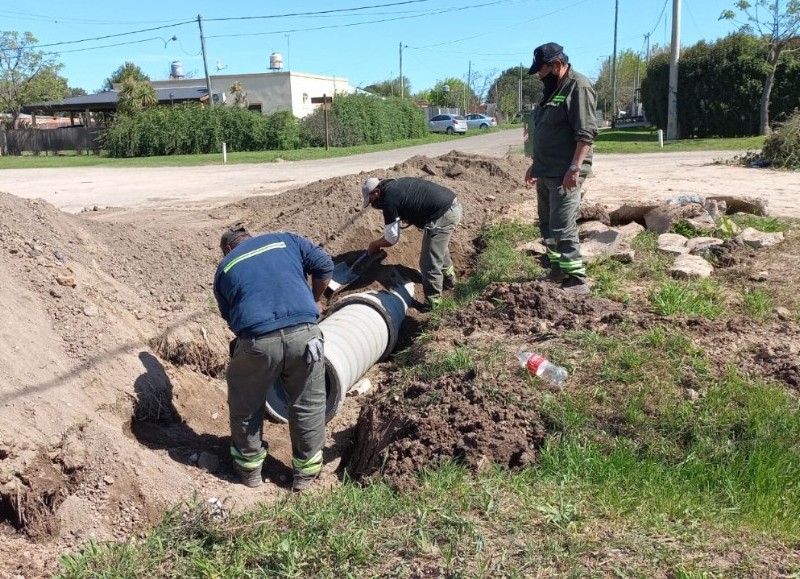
[611, 249, 636, 263]
[445, 164, 465, 177]
[683, 212, 717, 233]
[578, 221, 610, 238]
[50, 289, 63, 299]
[421, 164, 436, 175]
[749, 270, 769, 282]
[577, 203, 611, 225]
[581, 229, 623, 264]
[103, 475, 115, 485]
[684, 388, 699, 401]
[706, 195, 768, 216]
[350, 378, 372, 396]
[686, 236, 724, 253]
[616, 221, 645, 241]
[198, 452, 220, 472]
[56, 275, 76, 287]
[658, 233, 690, 256]
[670, 254, 714, 279]
[644, 203, 704, 234]
[484, 195, 496, 201]
[83, 305, 100, 317]
[774, 307, 792, 321]
[609, 204, 659, 225]
[737, 227, 784, 249]
[704, 199, 727, 221]
[516, 240, 547, 255]
[53, 249, 66, 263]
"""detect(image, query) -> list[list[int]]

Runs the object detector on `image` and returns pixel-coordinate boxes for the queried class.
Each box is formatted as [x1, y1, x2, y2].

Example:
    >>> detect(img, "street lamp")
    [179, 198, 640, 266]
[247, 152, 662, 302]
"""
[442, 84, 450, 109]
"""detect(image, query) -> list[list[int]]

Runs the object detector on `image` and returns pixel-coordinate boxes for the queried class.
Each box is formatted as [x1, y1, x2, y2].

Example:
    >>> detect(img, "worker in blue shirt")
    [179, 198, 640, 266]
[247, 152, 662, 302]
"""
[213, 226, 333, 492]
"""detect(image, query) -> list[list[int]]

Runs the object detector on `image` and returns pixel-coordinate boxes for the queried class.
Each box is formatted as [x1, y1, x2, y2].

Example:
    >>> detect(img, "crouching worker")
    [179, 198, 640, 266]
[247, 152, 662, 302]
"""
[361, 176, 463, 309]
[213, 226, 333, 492]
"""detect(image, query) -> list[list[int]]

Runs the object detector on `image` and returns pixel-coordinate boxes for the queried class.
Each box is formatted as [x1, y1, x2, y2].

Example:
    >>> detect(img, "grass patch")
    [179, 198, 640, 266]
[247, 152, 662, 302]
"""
[741, 287, 774, 320]
[0, 131, 479, 169]
[650, 279, 725, 318]
[593, 127, 765, 155]
[729, 213, 788, 233]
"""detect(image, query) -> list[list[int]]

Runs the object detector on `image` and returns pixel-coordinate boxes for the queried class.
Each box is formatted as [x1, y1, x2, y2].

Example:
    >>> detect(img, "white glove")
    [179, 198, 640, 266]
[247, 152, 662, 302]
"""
[305, 336, 324, 363]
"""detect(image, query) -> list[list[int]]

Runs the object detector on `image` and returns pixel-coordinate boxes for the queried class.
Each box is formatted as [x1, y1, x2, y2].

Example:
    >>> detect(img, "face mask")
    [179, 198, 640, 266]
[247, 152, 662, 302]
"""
[542, 71, 559, 97]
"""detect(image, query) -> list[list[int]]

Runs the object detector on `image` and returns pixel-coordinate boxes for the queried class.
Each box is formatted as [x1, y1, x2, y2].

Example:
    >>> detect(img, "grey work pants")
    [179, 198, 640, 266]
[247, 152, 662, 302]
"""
[227, 323, 325, 469]
[420, 201, 463, 298]
[536, 177, 586, 279]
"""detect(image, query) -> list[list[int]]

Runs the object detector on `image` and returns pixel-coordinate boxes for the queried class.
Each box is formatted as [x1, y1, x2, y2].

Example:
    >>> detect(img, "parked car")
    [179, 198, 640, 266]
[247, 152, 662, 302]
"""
[428, 114, 468, 134]
[464, 113, 497, 130]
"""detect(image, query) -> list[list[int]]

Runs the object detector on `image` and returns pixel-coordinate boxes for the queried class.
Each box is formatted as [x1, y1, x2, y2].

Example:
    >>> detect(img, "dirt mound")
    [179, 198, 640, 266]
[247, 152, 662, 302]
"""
[347, 370, 546, 491]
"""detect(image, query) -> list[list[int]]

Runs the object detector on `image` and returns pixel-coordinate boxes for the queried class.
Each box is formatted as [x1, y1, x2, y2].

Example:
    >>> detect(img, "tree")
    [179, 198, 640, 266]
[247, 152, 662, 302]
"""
[117, 77, 157, 115]
[230, 81, 249, 108]
[102, 61, 150, 91]
[67, 87, 87, 97]
[363, 76, 410, 98]
[0, 31, 68, 128]
[424, 78, 478, 110]
[487, 66, 543, 117]
[593, 50, 647, 120]
[721, 0, 800, 135]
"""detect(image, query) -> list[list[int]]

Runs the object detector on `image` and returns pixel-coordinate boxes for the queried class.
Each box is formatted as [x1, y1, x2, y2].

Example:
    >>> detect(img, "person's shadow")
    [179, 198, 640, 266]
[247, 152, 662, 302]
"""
[130, 351, 285, 485]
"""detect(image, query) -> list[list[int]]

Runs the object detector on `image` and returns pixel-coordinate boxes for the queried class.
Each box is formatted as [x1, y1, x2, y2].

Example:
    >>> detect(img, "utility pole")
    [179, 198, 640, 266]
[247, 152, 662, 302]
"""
[466, 60, 471, 112]
[399, 42, 404, 99]
[197, 15, 214, 109]
[610, 0, 619, 128]
[666, 0, 681, 140]
[518, 62, 523, 112]
[644, 32, 651, 63]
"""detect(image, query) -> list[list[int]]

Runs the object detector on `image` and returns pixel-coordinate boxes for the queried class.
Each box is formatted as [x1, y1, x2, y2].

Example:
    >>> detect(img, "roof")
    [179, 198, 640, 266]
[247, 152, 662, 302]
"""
[22, 87, 209, 114]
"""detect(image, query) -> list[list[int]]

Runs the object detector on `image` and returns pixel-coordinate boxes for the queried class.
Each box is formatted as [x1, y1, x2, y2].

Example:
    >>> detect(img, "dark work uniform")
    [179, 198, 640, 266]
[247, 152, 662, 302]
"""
[374, 177, 463, 299]
[531, 66, 597, 280]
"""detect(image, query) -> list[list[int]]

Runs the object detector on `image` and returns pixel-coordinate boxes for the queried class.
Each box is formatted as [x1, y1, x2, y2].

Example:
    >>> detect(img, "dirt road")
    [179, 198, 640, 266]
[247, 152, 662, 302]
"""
[1, 130, 797, 216]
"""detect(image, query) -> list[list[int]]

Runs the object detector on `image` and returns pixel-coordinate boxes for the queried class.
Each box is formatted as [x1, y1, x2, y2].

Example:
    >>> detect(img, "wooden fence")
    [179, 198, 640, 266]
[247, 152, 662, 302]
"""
[3, 127, 104, 156]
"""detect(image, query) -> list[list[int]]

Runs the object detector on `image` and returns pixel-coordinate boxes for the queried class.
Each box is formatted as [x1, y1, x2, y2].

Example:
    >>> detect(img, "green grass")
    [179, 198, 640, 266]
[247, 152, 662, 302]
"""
[593, 127, 766, 154]
[0, 131, 477, 169]
[741, 287, 774, 320]
[650, 279, 726, 318]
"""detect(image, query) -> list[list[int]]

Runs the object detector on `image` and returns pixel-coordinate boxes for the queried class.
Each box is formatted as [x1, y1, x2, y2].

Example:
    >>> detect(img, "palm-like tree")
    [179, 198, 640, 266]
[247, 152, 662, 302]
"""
[118, 77, 157, 115]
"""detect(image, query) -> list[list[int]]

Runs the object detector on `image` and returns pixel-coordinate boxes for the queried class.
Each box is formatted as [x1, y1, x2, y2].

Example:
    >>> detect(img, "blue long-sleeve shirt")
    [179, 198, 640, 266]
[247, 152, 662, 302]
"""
[213, 232, 333, 338]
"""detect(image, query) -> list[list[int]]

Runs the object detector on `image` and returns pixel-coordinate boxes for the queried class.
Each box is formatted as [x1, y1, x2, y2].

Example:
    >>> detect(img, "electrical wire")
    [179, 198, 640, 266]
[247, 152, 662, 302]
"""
[648, 0, 669, 37]
[29, 21, 195, 49]
[205, 0, 435, 22]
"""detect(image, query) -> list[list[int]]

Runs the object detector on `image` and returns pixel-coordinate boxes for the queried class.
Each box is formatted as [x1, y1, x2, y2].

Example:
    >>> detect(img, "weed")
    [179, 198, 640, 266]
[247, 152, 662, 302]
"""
[741, 287, 773, 320]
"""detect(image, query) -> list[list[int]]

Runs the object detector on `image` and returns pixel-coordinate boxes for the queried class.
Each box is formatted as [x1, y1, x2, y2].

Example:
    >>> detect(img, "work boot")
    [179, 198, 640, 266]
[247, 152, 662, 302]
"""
[292, 470, 320, 493]
[560, 276, 590, 295]
[421, 294, 442, 312]
[536, 270, 567, 283]
[442, 266, 456, 290]
[234, 462, 263, 488]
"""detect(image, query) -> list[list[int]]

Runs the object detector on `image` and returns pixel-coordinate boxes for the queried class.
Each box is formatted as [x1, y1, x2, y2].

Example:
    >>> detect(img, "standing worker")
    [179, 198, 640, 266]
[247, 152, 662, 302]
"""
[525, 42, 598, 294]
[362, 177, 463, 309]
[213, 226, 333, 492]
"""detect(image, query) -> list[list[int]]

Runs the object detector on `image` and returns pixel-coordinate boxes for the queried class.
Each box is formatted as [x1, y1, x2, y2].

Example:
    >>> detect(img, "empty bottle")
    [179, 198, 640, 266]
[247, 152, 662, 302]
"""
[517, 351, 568, 386]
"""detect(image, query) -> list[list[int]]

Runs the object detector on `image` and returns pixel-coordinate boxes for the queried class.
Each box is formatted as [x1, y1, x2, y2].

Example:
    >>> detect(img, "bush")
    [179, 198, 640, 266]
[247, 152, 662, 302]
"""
[761, 109, 800, 169]
[299, 94, 426, 147]
[103, 105, 301, 157]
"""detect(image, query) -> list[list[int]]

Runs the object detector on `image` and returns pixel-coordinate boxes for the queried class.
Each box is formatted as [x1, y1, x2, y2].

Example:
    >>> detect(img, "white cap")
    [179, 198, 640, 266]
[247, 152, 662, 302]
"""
[362, 177, 380, 208]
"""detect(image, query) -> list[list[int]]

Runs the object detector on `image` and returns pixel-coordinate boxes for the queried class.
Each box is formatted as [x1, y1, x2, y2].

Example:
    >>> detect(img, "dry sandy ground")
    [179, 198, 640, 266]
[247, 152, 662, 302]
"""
[0, 130, 798, 216]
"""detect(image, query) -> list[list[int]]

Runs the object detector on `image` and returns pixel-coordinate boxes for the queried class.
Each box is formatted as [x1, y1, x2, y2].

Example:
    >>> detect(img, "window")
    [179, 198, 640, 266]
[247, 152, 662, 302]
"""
[248, 103, 262, 112]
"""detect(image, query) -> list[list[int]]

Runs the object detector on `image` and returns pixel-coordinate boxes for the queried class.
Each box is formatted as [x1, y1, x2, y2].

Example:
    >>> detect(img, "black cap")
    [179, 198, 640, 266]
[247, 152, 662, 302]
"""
[220, 225, 249, 253]
[528, 42, 565, 74]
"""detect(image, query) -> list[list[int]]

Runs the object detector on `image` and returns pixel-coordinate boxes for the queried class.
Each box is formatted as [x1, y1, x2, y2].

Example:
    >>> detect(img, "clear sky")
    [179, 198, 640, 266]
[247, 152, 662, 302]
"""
[3, 0, 742, 95]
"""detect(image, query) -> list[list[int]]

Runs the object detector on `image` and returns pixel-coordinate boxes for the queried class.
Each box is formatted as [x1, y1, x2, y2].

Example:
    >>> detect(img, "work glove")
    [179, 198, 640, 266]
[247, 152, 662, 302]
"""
[305, 336, 324, 364]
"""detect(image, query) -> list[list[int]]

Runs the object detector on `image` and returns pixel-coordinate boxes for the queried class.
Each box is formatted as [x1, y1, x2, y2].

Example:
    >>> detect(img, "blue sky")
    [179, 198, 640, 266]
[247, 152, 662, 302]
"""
[3, 0, 742, 94]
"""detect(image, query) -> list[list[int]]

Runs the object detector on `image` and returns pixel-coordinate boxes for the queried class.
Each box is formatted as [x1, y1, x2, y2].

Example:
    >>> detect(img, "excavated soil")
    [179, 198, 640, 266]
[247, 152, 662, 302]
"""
[0, 149, 798, 577]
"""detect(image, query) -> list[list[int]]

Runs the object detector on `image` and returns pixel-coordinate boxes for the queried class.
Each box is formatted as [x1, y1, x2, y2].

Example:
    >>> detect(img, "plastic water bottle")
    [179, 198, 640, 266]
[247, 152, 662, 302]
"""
[517, 351, 568, 386]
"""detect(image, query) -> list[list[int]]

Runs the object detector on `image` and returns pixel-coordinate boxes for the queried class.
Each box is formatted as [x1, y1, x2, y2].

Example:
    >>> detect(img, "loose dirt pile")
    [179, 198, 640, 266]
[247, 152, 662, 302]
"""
[0, 149, 797, 577]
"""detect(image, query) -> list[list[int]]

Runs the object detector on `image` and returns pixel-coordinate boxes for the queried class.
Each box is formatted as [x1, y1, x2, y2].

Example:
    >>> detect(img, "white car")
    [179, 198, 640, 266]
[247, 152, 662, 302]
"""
[464, 113, 497, 130]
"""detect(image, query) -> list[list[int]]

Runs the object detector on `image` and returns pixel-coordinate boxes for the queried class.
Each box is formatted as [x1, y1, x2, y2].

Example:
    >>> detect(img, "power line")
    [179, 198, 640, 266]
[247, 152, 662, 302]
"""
[204, 0, 435, 22]
[0, 8, 185, 26]
[32, 21, 195, 49]
[648, 0, 670, 36]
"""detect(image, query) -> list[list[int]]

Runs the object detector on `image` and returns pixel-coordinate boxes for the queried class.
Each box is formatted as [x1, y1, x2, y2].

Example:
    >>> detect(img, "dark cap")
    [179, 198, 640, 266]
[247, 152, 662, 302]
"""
[220, 225, 249, 253]
[528, 42, 566, 74]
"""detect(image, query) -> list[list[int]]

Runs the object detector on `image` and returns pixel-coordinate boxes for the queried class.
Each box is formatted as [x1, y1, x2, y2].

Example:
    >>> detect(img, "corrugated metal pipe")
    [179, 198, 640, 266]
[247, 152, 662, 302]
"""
[265, 277, 415, 423]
